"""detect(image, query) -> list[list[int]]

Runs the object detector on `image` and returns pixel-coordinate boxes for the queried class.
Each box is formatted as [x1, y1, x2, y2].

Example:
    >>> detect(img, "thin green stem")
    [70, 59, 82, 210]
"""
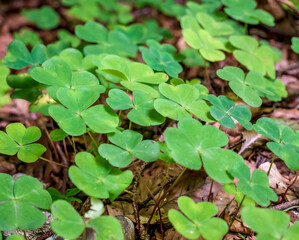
[40, 156, 67, 168]
[82, 227, 86, 240]
[129, 120, 132, 130]
[267, 154, 276, 176]
[208, 180, 214, 202]
[23, 231, 28, 240]
[87, 129, 98, 148]
[72, 136, 77, 154]
[118, 110, 122, 118]
[234, 95, 239, 102]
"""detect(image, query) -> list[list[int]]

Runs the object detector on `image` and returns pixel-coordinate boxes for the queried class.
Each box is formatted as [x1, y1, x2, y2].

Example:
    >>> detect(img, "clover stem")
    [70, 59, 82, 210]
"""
[244, 23, 248, 34]
[234, 95, 239, 102]
[219, 125, 222, 130]
[129, 120, 132, 130]
[39, 156, 67, 168]
[235, 195, 246, 216]
[281, 170, 298, 202]
[82, 227, 86, 240]
[203, 59, 215, 94]
[118, 110, 122, 118]
[86, 129, 99, 148]
[145, 167, 187, 230]
[208, 180, 214, 202]
[23, 231, 28, 240]
[72, 136, 77, 154]
[267, 154, 276, 176]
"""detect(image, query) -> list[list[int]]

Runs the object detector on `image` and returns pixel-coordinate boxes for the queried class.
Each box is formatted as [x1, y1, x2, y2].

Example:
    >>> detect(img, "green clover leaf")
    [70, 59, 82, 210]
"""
[87, 216, 124, 240]
[69, 152, 133, 201]
[253, 117, 299, 170]
[291, 37, 299, 54]
[6, 235, 25, 240]
[217, 66, 274, 107]
[229, 35, 280, 78]
[208, 94, 253, 130]
[221, 0, 274, 26]
[0, 61, 11, 106]
[75, 21, 137, 57]
[181, 15, 227, 62]
[4, 40, 47, 70]
[51, 200, 85, 239]
[0, 123, 46, 163]
[13, 29, 42, 47]
[154, 83, 214, 122]
[164, 118, 246, 183]
[241, 207, 299, 240]
[22, 6, 59, 29]
[0, 174, 52, 231]
[107, 89, 165, 126]
[168, 196, 228, 240]
[223, 183, 255, 207]
[230, 164, 278, 206]
[59, 48, 94, 71]
[139, 40, 182, 77]
[99, 129, 160, 167]
[180, 48, 204, 67]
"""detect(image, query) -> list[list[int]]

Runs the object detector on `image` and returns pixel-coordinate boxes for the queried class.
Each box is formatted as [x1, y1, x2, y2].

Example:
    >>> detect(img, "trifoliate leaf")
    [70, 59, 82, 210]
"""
[291, 37, 299, 54]
[168, 196, 228, 240]
[69, 152, 133, 201]
[0, 174, 52, 231]
[208, 95, 252, 130]
[99, 129, 160, 167]
[0, 123, 46, 163]
[51, 200, 84, 239]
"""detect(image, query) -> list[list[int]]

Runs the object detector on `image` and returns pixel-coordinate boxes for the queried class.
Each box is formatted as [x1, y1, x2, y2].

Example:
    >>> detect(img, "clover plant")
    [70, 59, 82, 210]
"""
[0, 123, 46, 163]
[0, 0, 295, 239]
[0, 174, 52, 231]
[242, 207, 299, 240]
[13, 29, 41, 47]
[168, 196, 228, 240]
[99, 129, 160, 167]
[22, 6, 59, 29]
[75, 21, 137, 57]
[229, 35, 280, 78]
[221, 0, 275, 26]
[253, 117, 299, 170]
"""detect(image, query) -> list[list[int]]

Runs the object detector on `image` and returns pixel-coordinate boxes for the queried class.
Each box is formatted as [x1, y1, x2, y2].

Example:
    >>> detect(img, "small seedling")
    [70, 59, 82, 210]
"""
[242, 207, 299, 239]
[22, 6, 59, 29]
[0, 123, 46, 163]
[168, 196, 228, 240]
[47, 187, 81, 203]
[0, 173, 52, 231]
[99, 129, 160, 167]
[69, 152, 133, 201]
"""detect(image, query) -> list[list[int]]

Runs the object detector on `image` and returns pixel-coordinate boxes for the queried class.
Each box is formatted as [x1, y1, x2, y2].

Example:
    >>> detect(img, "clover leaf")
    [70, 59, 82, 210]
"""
[229, 35, 280, 78]
[99, 55, 168, 97]
[69, 152, 133, 201]
[181, 15, 227, 62]
[253, 117, 299, 170]
[107, 89, 165, 126]
[58, 30, 81, 48]
[139, 40, 183, 77]
[229, 164, 278, 206]
[6, 235, 25, 240]
[4, 40, 47, 70]
[168, 196, 228, 240]
[22, 6, 59, 29]
[223, 183, 255, 207]
[217, 66, 274, 107]
[0, 174, 52, 231]
[99, 129, 160, 167]
[164, 118, 247, 183]
[154, 83, 214, 122]
[221, 0, 275, 26]
[0, 61, 11, 106]
[242, 207, 299, 240]
[208, 94, 252, 130]
[291, 37, 299, 54]
[75, 21, 137, 57]
[180, 48, 204, 67]
[0, 123, 46, 163]
[51, 200, 85, 239]
[13, 29, 42, 47]
[87, 216, 124, 240]
[59, 48, 94, 71]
